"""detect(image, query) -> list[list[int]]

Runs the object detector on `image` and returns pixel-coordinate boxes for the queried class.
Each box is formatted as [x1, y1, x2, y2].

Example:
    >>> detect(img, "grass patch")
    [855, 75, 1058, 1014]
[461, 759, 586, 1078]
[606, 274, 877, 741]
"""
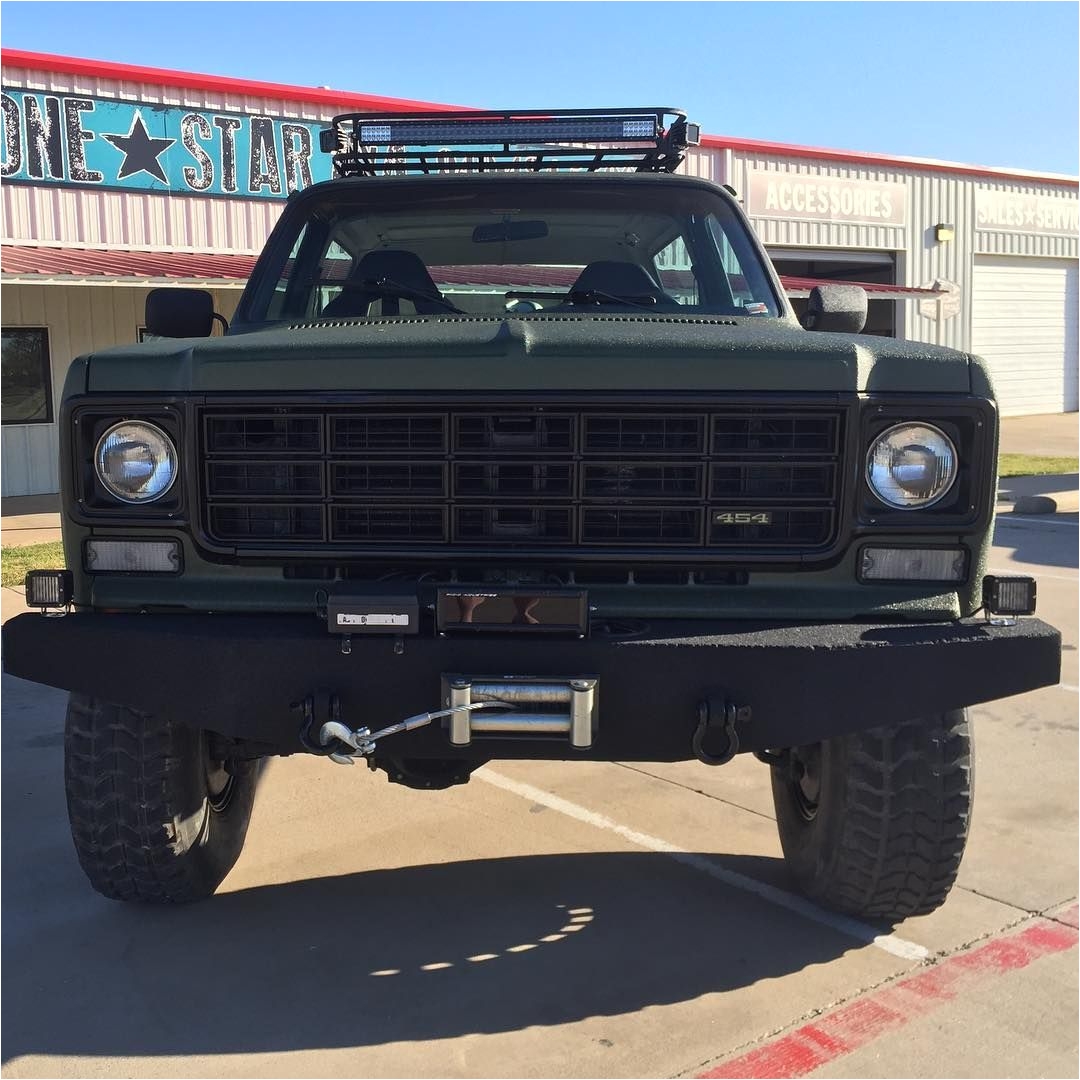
[999, 454, 1079, 478]
[1, 540, 65, 589]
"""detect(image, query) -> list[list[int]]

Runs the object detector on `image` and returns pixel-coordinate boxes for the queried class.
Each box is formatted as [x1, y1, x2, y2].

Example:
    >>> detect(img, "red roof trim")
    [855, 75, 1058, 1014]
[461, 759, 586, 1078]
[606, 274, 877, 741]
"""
[4, 49, 1077, 188]
[699, 133, 1078, 187]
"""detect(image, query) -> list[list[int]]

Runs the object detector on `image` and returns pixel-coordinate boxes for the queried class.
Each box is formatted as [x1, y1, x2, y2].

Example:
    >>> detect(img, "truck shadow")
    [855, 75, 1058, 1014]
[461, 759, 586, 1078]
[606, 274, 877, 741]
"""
[1, 850, 896, 1063]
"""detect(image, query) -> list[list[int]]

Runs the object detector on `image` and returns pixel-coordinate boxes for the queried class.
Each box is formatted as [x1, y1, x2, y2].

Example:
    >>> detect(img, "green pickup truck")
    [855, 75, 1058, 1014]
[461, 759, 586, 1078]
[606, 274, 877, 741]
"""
[3, 108, 1060, 917]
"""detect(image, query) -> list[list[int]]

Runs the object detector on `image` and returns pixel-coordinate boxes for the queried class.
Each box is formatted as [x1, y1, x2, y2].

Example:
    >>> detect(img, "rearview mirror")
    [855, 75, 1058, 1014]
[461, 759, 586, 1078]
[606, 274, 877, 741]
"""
[472, 220, 549, 244]
[145, 289, 215, 338]
[801, 285, 868, 334]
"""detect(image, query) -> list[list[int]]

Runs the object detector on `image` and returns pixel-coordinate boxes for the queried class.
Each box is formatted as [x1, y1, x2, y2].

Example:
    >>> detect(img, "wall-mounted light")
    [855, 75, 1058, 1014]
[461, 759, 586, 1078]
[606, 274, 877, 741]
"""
[934, 223, 956, 243]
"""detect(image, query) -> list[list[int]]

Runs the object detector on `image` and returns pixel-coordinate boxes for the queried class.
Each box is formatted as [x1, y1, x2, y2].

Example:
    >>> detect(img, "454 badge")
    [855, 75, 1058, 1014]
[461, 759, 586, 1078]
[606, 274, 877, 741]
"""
[713, 511, 774, 525]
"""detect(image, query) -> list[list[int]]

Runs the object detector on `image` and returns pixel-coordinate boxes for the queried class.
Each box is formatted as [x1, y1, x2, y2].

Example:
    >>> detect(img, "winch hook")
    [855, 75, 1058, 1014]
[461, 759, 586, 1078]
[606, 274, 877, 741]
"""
[316, 700, 513, 764]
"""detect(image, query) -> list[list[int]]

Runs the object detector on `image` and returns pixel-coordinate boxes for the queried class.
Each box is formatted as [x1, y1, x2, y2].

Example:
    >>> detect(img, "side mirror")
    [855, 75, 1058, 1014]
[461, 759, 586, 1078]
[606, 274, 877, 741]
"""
[145, 289, 215, 338]
[801, 285, 867, 334]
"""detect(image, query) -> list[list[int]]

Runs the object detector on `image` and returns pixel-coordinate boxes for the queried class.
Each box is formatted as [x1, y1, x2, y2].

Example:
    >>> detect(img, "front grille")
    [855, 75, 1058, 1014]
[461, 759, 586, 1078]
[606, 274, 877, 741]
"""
[584, 415, 705, 454]
[199, 405, 844, 556]
[332, 505, 446, 542]
[331, 414, 446, 453]
[206, 414, 322, 454]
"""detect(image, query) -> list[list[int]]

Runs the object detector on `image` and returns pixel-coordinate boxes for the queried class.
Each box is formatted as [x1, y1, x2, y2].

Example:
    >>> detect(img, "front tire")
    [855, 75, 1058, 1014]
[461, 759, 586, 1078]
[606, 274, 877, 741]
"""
[770, 710, 972, 919]
[64, 694, 257, 903]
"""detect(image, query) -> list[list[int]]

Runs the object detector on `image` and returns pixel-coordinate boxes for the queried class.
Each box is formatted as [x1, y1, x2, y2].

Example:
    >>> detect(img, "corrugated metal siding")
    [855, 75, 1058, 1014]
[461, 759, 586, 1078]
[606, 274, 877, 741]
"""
[0, 184, 282, 253]
[2, 63, 339, 120]
[720, 151, 1078, 358]
[975, 229, 1077, 258]
[2, 284, 240, 496]
[903, 171, 969, 352]
[679, 146, 727, 185]
[905, 176, 1076, 352]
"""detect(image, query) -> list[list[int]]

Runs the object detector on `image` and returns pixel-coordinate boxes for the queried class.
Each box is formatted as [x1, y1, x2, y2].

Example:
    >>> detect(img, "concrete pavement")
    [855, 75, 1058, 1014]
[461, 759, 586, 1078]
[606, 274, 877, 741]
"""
[0, 494, 60, 548]
[997, 411, 1078, 458]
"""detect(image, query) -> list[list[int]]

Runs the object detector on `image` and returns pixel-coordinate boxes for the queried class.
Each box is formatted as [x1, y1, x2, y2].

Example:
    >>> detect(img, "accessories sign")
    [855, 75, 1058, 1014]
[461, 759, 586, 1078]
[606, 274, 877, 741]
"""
[747, 170, 907, 226]
[1, 89, 332, 198]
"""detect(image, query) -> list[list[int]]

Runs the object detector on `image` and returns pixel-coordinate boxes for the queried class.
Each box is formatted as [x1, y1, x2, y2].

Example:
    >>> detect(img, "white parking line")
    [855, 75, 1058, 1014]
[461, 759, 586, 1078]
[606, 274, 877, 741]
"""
[997, 516, 1080, 528]
[478, 769, 929, 962]
[989, 566, 1078, 583]
[1058, 683, 1079, 694]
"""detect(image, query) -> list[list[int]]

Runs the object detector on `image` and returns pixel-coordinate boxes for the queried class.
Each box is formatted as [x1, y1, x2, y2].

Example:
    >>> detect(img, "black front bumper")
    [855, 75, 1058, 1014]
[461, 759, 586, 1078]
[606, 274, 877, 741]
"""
[2, 612, 1061, 761]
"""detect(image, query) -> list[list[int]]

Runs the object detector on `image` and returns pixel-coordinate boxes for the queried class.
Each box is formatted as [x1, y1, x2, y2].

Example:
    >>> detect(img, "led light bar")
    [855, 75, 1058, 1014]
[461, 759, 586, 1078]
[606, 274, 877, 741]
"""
[354, 115, 659, 146]
[320, 107, 697, 176]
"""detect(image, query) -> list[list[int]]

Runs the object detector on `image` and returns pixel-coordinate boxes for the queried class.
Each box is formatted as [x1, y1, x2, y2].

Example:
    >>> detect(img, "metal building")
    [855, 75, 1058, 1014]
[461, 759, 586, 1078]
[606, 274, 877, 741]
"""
[2, 50, 1077, 496]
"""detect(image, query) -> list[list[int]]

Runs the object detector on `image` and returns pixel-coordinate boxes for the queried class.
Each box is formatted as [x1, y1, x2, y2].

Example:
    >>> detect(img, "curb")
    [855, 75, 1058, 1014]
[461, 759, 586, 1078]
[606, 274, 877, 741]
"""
[1010, 490, 1080, 515]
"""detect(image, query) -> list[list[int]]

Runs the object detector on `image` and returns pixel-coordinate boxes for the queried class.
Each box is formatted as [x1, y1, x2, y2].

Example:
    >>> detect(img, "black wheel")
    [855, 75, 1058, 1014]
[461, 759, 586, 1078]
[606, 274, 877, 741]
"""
[64, 694, 258, 903]
[770, 710, 972, 920]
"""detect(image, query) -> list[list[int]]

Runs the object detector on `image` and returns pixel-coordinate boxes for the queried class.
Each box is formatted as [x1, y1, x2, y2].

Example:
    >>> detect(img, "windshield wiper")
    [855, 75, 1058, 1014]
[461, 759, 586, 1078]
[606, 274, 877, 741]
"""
[567, 289, 658, 311]
[345, 276, 465, 314]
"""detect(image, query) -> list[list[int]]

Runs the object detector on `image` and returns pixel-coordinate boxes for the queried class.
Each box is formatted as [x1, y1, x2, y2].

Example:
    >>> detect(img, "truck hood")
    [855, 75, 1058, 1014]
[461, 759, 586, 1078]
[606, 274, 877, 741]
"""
[83, 316, 975, 395]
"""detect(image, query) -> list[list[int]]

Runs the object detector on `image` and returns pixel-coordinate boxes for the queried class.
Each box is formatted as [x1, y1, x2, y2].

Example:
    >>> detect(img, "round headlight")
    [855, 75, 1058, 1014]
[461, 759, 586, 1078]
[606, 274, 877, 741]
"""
[866, 423, 957, 509]
[95, 421, 178, 503]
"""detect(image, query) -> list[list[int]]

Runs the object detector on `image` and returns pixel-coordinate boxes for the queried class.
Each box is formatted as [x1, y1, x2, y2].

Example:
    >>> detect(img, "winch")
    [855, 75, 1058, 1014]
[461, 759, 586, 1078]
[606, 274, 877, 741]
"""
[444, 675, 598, 749]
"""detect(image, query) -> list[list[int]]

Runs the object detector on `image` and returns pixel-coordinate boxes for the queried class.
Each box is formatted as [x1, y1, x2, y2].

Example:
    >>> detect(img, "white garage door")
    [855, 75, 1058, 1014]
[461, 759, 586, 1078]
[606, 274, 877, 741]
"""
[972, 255, 1078, 416]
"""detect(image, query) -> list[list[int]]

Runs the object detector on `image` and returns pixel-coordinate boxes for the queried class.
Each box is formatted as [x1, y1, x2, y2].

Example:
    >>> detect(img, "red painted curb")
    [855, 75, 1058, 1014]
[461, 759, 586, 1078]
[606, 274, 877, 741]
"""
[699, 907, 1079, 1079]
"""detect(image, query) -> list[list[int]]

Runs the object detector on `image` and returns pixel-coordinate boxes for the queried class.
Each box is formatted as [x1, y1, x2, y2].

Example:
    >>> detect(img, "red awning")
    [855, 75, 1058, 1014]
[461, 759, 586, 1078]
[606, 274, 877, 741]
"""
[1, 247, 258, 283]
[777, 275, 943, 298]
[1, 246, 944, 299]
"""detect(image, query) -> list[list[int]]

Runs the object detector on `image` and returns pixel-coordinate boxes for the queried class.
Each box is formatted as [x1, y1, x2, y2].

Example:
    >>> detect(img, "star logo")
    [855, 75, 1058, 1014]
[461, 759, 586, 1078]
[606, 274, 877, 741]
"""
[103, 110, 175, 184]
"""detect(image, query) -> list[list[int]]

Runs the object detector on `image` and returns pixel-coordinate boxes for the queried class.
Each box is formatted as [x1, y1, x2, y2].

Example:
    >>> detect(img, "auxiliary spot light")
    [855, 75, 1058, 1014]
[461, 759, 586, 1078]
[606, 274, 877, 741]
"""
[24, 569, 74, 610]
[982, 576, 1037, 617]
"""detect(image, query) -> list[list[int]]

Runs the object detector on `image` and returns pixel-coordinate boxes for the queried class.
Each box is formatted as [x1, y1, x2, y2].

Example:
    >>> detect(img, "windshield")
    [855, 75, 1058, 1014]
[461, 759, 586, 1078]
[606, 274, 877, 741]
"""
[243, 180, 784, 324]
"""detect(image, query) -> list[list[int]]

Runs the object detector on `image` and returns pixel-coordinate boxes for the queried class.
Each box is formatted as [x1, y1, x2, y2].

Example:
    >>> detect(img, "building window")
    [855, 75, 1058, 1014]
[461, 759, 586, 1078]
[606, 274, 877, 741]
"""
[1, 327, 53, 425]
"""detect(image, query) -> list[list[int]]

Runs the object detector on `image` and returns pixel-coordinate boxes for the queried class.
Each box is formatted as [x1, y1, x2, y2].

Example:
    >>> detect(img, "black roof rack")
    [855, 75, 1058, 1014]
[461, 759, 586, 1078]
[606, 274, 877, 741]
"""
[318, 107, 700, 178]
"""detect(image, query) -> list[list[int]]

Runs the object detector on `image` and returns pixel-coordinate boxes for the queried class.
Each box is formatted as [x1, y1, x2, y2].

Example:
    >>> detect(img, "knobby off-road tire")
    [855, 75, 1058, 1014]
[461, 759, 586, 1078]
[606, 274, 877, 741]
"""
[64, 694, 258, 903]
[770, 710, 972, 920]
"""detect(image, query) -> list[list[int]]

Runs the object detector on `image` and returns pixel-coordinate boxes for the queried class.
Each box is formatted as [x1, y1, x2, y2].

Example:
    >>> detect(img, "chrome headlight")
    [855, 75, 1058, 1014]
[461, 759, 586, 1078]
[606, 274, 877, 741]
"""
[866, 423, 957, 509]
[95, 421, 178, 503]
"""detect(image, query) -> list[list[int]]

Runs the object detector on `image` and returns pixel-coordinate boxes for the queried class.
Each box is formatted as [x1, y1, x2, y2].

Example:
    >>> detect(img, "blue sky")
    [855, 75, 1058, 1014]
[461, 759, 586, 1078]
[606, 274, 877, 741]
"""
[2, 1, 1077, 174]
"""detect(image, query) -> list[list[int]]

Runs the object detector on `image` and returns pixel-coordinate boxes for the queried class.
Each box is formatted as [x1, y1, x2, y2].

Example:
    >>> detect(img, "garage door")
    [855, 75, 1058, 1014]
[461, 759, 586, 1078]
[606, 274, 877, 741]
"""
[972, 255, 1078, 416]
